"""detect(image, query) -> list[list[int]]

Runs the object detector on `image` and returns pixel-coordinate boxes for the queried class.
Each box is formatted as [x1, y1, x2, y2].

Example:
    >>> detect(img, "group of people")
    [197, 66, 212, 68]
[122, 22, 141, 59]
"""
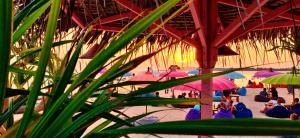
[255, 87, 278, 102]
[176, 91, 200, 99]
[213, 96, 253, 119]
[260, 97, 300, 118]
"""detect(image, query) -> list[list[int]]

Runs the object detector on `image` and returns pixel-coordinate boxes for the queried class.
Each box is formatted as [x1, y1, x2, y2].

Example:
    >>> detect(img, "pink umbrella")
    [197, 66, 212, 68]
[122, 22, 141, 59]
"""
[253, 70, 282, 78]
[129, 73, 163, 86]
[171, 76, 237, 91]
[159, 70, 188, 78]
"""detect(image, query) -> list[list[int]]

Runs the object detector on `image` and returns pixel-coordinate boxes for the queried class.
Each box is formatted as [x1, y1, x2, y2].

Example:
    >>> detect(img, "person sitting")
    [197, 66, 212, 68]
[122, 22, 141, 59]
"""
[260, 88, 268, 97]
[257, 82, 264, 88]
[188, 92, 193, 98]
[248, 80, 253, 85]
[182, 93, 187, 98]
[265, 97, 291, 118]
[260, 99, 277, 113]
[233, 102, 253, 118]
[214, 102, 235, 119]
[271, 87, 279, 100]
[291, 98, 300, 110]
[223, 90, 230, 99]
[289, 98, 300, 114]
[255, 88, 270, 102]
[177, 94, 183, 98]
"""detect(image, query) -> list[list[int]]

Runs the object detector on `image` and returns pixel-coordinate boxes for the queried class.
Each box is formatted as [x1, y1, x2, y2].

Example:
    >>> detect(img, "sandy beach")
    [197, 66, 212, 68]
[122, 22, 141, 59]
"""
[82, 87, 297, 138]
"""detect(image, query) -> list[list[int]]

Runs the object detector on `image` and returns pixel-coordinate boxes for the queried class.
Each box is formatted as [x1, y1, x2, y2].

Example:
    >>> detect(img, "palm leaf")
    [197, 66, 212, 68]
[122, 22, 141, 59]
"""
[0, 0, 13, 112]
[88, 119, 300, 137]
[31, 1, 181, 136]
[16, 0, 63, 136]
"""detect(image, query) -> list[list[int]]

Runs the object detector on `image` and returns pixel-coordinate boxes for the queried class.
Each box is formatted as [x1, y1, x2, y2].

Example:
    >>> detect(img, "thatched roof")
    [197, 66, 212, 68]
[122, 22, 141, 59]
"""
[16, 0, 300, 63]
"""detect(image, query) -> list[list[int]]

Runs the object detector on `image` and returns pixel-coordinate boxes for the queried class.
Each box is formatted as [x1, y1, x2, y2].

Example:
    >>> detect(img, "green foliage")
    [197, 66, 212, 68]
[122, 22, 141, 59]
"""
[1, 0, 298, 138]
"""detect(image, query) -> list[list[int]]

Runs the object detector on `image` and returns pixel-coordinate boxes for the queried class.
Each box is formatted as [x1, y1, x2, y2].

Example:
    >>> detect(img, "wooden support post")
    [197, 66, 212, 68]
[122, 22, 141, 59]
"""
[192, 0, 218, 125]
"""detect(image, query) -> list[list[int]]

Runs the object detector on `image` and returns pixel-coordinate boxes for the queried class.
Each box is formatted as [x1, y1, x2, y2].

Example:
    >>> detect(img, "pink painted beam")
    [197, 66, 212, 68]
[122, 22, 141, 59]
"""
[92, 12, 135, 26]
[189, 0, 207, 48]
[114, 0, 197, 47]
[216, 1, 291, 48]
[213, 0, 270, 47]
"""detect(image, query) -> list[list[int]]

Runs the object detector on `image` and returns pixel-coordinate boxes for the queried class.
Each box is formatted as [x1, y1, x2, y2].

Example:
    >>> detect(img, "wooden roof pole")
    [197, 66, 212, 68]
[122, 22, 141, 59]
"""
[190, 0, 218, 122]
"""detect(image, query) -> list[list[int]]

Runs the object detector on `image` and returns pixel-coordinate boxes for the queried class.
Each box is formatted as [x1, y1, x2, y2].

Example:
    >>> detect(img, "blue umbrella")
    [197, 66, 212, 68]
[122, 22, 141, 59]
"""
[224, 72, 245, 79]
[123, 72, 133, 77]
[188, 69, 200, 75]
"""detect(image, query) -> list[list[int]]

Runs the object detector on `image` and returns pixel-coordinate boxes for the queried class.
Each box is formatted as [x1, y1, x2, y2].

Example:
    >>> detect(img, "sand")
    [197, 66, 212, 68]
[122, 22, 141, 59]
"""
[83, 88, 298, 138]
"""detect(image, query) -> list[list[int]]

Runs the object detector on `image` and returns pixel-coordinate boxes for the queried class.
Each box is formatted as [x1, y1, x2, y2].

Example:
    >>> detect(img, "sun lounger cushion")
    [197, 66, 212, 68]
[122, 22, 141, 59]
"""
[185, 109, 200, 121]
[237, 87, 247, 96]
[234, 103, 253, 118]
[214, 109, 235, 119]
[254, 95, 270, 102]
[265, 105, 291, 118]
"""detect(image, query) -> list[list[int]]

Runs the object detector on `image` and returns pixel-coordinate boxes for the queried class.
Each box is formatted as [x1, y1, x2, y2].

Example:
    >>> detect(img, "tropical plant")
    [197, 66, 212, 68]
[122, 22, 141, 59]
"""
[1, 0, 300, 138]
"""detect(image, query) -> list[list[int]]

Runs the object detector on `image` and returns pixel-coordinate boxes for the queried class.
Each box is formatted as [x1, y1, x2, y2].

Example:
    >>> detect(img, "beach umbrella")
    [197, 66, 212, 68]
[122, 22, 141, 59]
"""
[188, 69, 200, 75]
[159, 70, 188, 78]
[253, 70, 282, 78]
[129, 73, 162, 87]
[224, 72, 245, 79]
[171, 76, 237, 91]
[262, 74, 300, 99]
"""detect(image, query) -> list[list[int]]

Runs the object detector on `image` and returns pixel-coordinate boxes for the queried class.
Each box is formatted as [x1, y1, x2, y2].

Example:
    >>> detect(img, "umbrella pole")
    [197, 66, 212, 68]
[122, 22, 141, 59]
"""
[293, 86, 295, 100]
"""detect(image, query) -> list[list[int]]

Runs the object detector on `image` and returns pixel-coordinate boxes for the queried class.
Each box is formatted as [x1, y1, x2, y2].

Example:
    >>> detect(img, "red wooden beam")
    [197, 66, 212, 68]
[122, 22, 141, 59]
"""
[216, 1, 291, 48]
[114, 0, 197, 47]
[93, 26, 122, 32]
[189, 0, 207, 48]
[213, 0, 269, 47]
[61, 4, 86, 29]
[255, 21, 300, 30]
[92, 12, 135, 26]
[218, 0, 300, 23]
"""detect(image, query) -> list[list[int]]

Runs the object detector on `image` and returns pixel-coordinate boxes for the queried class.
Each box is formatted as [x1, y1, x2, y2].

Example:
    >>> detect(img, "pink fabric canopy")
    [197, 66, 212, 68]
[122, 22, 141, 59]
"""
[171, 76, 237, 91]
[159, 70, 188, 78]
[253, 70, 282, 78]
[129, 73, 163, 86]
